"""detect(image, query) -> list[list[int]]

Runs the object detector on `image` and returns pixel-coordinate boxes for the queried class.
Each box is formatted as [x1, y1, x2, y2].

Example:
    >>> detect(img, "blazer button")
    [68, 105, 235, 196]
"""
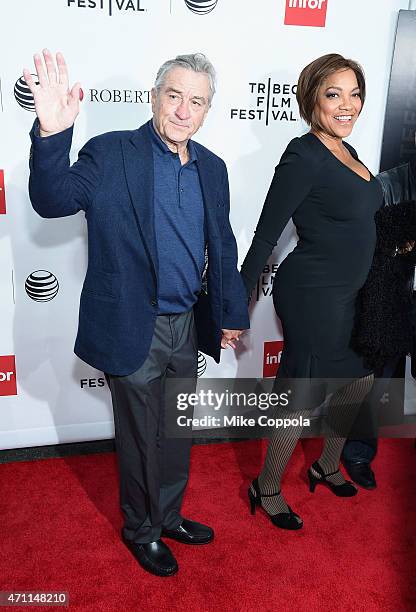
[151, 299, 157, 307]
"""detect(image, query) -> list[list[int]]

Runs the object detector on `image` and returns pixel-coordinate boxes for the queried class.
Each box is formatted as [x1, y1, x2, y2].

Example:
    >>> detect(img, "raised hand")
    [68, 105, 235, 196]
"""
[23, 49, 82, 137]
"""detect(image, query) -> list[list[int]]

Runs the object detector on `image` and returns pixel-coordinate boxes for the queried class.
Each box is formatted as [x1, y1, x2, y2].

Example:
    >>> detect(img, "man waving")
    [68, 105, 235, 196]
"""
[26, 50, 249, 577]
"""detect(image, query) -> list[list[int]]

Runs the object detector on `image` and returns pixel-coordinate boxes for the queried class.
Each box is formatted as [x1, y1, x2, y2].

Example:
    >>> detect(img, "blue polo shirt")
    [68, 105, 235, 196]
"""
[149, 120, 206, 314]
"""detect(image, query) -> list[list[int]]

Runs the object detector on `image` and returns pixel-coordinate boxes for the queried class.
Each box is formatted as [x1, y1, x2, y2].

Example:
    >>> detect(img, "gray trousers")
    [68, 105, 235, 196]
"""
[106, 310, 197, 543]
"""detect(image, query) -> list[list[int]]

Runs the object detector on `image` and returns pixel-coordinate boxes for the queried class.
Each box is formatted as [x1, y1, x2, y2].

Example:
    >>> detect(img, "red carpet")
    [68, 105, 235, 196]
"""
[0, 439, 415, 611]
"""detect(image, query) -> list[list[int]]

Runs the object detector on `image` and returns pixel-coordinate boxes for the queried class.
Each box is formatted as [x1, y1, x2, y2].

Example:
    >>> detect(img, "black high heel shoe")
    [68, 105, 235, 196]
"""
[307, 461, 357, 497]
[248, 478, 303, 530]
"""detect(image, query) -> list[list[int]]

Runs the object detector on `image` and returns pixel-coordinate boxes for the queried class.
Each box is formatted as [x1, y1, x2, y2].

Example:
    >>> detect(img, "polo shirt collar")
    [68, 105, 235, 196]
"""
[149, 119, 198, 163]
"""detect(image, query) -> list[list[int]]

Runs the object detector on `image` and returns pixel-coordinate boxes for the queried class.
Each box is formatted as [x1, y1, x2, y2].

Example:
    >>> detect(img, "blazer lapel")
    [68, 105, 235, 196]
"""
[121, 124, 158, 278]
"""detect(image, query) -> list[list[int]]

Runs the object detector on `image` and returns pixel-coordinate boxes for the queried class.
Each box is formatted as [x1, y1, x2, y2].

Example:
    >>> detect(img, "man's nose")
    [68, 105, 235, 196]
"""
[175, 99, 191, 120]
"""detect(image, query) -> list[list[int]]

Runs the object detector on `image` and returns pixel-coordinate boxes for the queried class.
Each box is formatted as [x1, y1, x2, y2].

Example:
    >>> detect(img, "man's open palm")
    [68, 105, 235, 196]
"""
[23, 49, 82, 137]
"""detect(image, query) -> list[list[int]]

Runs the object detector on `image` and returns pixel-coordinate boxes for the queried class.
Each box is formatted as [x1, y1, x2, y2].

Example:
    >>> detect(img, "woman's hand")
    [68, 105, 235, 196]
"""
[397, 240, 415, 255]
[221, 329, 244, 349]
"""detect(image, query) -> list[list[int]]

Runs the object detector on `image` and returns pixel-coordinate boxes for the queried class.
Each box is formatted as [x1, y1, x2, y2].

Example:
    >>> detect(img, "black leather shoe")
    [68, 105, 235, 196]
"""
[122, 535, 178, 577]
[343, 462, 377, 490]
[162, 518, 214, 544]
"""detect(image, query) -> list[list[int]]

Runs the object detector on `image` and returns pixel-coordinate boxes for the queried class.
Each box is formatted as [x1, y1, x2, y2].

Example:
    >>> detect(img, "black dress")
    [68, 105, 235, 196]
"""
[241, 133, 384, 382]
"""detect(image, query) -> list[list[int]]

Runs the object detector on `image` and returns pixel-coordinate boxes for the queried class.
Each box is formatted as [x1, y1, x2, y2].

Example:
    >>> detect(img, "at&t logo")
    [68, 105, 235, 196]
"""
[14, 75, 38, 111]
[197, 352, 207, 377]
[284, 0, 328, 28]
[0, 356, 17, 396]
[184, 0, 218, 14]
[25, 270, 59, 302]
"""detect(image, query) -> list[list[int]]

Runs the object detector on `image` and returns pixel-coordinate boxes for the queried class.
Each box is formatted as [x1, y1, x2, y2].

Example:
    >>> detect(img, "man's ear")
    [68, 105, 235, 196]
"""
[151, 87, 157, 114]
[200, 106, 210, 128]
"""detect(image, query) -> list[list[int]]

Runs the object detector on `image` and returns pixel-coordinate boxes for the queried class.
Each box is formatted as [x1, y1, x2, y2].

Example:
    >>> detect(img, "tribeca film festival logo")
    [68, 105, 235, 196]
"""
[231, 81, 298, 126]
[25, 271, 59, 302]
[263, 341, 284, 378]
[14, 75, 38, 111]
[0, 355, 17, 396]
[80, 354, 206, 389]
[284, 0, 328, 28]
[0, 170, 6, 215]
[80, 377, 107, 389]
[184, 0, 218, 14]
[255, 263, 278, 300]
[66, 0, 146, 16]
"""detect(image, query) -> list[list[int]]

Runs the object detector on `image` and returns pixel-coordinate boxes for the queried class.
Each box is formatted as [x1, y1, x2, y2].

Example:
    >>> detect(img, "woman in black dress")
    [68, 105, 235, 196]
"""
[240, 54, 383, 530]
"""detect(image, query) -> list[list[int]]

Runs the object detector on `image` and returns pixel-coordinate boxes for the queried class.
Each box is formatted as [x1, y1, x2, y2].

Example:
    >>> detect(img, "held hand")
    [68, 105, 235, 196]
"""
[23, 49, 82, 137]
[398, 240, 415, 255]
[221, 329, 244, 350]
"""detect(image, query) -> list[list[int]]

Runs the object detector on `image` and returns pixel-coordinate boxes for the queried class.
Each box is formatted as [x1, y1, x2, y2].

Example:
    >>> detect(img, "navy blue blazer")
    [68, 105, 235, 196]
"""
[29, 121, 249, 375]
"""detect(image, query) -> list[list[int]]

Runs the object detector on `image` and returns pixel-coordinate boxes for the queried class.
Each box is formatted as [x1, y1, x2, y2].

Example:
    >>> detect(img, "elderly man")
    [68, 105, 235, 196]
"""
[26, 51, 249, 577]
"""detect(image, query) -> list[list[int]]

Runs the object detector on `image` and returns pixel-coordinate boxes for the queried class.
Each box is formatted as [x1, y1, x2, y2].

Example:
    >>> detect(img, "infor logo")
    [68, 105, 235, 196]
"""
[263, 341, 284, 378]
[284, 0, 328, 28]
[0, 356, 17, 396]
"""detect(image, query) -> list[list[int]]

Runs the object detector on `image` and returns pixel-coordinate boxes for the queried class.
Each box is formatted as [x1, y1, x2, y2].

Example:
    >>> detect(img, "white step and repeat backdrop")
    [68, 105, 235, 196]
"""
[0, 0, 413, 449]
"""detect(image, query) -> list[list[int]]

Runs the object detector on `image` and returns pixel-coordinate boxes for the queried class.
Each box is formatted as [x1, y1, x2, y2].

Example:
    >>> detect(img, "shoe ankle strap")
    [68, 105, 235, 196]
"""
[261, 491, 282, 497]
[313, 461, 340, 479]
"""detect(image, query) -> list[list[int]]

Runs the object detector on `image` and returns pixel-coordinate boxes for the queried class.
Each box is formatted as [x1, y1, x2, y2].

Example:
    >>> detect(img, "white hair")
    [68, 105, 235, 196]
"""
[154, 53, 216, 104]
